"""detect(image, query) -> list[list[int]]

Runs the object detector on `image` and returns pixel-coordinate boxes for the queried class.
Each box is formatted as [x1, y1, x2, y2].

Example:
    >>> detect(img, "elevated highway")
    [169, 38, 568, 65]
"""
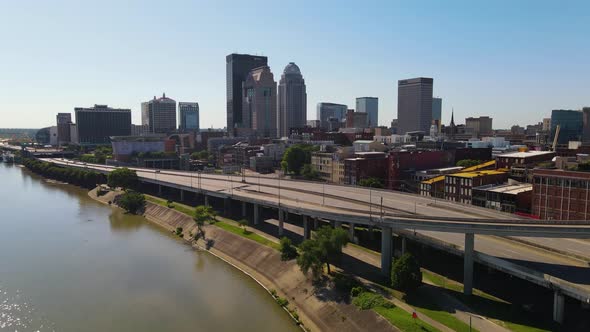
[45, 158, 590, 322]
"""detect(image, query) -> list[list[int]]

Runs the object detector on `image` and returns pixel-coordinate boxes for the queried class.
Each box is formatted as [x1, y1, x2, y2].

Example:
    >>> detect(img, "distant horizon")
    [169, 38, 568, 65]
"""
[1, 1, 588, 129]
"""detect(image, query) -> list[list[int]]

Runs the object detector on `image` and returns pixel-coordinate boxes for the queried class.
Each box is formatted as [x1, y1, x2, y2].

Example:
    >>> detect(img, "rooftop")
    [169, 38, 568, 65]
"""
[474, 183, 533, 195]
[498, 151, 554, 158]
[448, 170, 506, 179]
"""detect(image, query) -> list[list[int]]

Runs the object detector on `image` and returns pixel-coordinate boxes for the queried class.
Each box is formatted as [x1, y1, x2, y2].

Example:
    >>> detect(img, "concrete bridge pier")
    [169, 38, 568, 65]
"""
[553, 291, 565, 324]
[401, 236, 407, 256]
[278, 209, 285, 237]
[463, 233, 475, 296]
[381, 226, 393, 276]
[204, 195, 209, 206]
[303, 216, 311, 240]
[241, 201, 247, 217]
[158, 184, 162, 196]
[180, 189, 184, 201]
[224, 197, 231, 216]
[253, 204, 260, 225]
[348, 223, 355, 241]
[314, 218, 319, 229]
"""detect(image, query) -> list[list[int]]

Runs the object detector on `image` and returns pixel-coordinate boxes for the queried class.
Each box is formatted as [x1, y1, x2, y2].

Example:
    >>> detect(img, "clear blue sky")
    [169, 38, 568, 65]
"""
[1, 0, 588, 129]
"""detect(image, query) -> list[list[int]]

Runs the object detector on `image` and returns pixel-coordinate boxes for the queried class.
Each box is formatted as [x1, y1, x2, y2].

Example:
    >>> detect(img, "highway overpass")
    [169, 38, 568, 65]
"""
[45, 158, 590, 323]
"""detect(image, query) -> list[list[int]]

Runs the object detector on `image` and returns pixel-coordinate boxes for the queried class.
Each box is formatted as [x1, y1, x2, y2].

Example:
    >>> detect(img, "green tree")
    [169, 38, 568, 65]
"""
[296, 226, 349, 279]
[194, 205, 215, 238]
[281, 144, 319, 175]
[107, 168, 138, 190]
[280, 237, 298, 261]
[391, 253, 422, 292]
[118, 191, 145, 214]
[301, 164, 320, 180]
[238, 219, 248, 233]
[191, 150, 209, 160]
[456, 159, 482, 168]
[358, 177, 383, 189]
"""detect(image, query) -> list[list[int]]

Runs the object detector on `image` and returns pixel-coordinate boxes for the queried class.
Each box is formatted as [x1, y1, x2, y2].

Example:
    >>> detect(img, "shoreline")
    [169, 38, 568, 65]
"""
[88, 187, 317, 331]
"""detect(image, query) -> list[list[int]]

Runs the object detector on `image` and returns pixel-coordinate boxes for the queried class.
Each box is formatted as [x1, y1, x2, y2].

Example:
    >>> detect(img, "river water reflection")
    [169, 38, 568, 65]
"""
[0, 163, 299, 332]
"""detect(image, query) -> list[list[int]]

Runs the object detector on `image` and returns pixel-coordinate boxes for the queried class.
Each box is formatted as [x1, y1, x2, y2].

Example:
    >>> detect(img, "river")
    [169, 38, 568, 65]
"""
[0, 163, 299, 332]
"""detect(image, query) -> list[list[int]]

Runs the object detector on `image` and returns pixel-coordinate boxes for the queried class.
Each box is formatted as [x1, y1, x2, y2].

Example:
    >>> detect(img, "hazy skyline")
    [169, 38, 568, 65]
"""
[1, 0, 588, 129]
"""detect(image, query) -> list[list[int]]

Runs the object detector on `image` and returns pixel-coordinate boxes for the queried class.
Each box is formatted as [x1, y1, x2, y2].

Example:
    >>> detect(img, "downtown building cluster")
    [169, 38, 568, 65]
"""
[29, 53, 590, 221]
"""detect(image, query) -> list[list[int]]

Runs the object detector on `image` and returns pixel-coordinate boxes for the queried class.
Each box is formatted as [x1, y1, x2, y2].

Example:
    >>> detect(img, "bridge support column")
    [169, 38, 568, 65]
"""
[180, 189, 184, 201]
[278, 209, 285, 237]
[381, 226, 392, 277]
[348, 223, 355, 241]
[224, 197, 231, 216]
[314, 218, 319, 229]
[368, 225, 374, 241]
[401, 236, 407, 256]
[241, 201, 247, 217]
[253, 204, 260, 225]
[463, 233, 475, 296]
[303, 216, 311, 240]
[553, 291, 565, 324]
[204, 195, 209, 206]
[158, 184, 162, 196]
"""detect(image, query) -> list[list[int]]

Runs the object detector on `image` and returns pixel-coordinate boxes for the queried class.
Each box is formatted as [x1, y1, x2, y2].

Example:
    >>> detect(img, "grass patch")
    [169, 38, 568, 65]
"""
[421, 270, 554, 332]
[145, 195, 195, 216]
[214, 221, 280, 250]
[406, 290, 477, 332]
[352, 291, 393, 310]
[374, 306, 441, 332]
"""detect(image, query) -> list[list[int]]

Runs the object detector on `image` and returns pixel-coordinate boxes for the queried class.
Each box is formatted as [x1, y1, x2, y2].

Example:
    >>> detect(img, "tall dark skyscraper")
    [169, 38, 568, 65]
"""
[278, 62, 307, 137]
[75, 105, 131, 146]
[397, 77, 433, 134]
[226, 53, 268, 135]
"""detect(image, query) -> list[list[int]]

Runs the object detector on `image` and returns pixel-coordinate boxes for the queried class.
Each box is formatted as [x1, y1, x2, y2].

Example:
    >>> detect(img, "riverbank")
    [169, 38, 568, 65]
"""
[89, 187, 395, 332]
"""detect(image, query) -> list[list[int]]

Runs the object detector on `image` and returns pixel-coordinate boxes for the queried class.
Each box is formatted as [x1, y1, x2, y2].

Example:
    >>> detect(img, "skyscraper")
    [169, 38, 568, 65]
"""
[56, 113, 72, 145]
[141, 93, 177, 134]
[226, 53, 268, 135]
[583, 107, 590, 143]
[179, 102, 200, 132]
[432, 97, 442, 124]
[317, 103, 347, 130]
[75, 105, 131, 145]
[551, 109, 583, 144]
[241, 66, 277, 138]
[397, 77, 433, 134]
[278, 62, 307, 138]
[356, 97, 378, 127]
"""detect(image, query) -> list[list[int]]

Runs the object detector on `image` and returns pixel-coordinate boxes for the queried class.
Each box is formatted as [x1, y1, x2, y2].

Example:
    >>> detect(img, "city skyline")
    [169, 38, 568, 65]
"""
[1, 1, 589, 129]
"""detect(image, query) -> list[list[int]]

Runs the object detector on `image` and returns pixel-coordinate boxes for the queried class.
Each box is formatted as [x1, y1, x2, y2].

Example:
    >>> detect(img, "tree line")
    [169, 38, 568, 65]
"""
[22, 158, 106, 188]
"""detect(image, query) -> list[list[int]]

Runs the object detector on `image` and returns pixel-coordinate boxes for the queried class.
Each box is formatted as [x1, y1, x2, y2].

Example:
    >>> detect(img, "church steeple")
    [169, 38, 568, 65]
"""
[449, 108, 456, 140]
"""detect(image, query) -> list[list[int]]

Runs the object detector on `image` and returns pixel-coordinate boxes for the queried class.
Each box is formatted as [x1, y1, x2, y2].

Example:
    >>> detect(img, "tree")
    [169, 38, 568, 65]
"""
[191, 150, 209, 160]
[296, 226, 349, 280]
[238, 219, 248, 233]
[108, 168, 138, 190]
[117, 191, 145, 214]
[358, 177, 383, 189]
[391, 253, 422, 292]
[301, 164, 320, 180]
[281, 144, 319, 175]
[194, 205, 215, 238]
[456, 159, 482, 168]
[280, 237, 298, 261]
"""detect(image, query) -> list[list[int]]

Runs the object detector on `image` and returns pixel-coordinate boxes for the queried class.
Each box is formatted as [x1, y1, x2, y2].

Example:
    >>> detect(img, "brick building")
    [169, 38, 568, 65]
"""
[445, 170, 508, 204]
[344, 152, 388, 185]
[532, 169, 590, 220]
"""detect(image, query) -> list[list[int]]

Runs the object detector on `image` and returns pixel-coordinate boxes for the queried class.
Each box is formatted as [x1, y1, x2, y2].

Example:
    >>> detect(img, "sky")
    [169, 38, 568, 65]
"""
[0, 0, 588, 129]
